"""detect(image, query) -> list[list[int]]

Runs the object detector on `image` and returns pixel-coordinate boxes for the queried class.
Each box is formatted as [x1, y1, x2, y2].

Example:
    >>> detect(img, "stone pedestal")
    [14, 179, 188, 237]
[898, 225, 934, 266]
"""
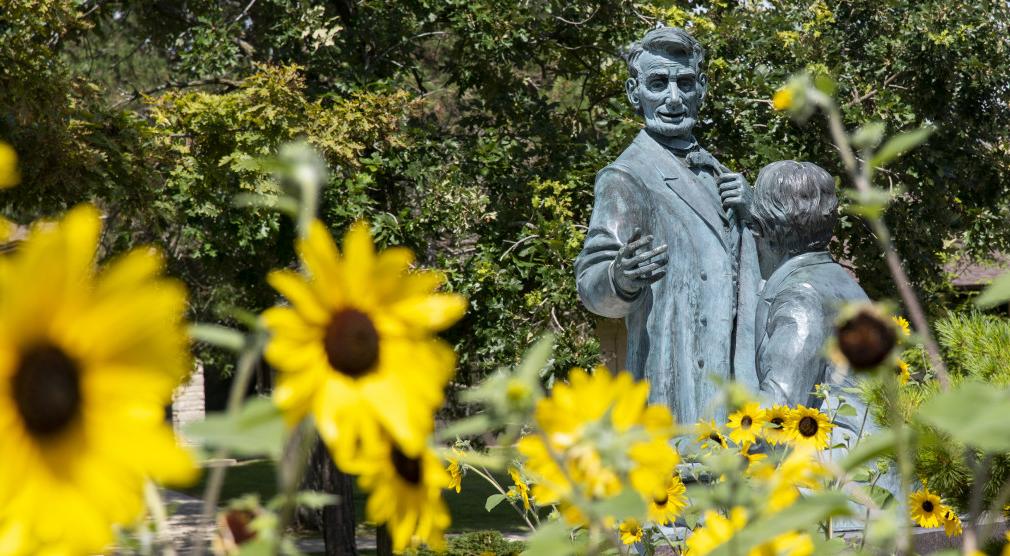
[596, 318, 627, 371]
[172, 361, 206, 446]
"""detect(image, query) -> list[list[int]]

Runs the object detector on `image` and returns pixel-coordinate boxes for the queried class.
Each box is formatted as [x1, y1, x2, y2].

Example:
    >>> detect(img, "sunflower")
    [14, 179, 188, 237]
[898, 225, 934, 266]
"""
[684, 507, 747, 556]
[893, 315, 911, 337]
[751, 531, 814, 556]
[942, 506, 962, 537]
[909, 489, 944, 528]
[767, 447, 826, 512]
[764, 405, 792, 446]
[507, 466, 532, 511]
[739, 442, 768, 475]
[0, 142, 19, 189]
[359, 442, 451, 552]
[619, 518, 644, 545]
[446, 450, 463, 494]
[895, 358, 911, 385]
[695, 419, 729, 450]
[516, 367, 677, 524]
[727, 402, 767, 445]
[263, 221, 466, 472]
[784, 405, 833, 450]
[647, 475, 688, 525]
[0, 205, 196, 554]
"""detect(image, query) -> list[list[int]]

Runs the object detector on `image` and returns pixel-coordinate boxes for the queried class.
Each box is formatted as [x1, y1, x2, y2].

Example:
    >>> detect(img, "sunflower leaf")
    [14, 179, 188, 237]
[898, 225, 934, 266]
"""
[485, 493, 507, 512]
[916, 381, 1010, 452]
[523, 519, 579, 556]
[975, 271, 1010, 308]
[840, 430, 896, 473]
[185, 397, 284, 459]
[188, 323, 246, 352]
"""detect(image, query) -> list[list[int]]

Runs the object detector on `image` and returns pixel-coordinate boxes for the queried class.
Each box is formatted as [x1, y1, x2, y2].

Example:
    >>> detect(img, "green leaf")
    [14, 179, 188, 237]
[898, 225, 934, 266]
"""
[185, 397, 285, 458]
[707, 493, 851, 556]
[840, 430, 896, 473]
[189, 323, 246, 352]
[518, 334, 555, 381]
[588, 488, 646, 521]
[294, 491, 339, 509]
[870, 126, 934, 169]
[975, 271, 1010, 308]
[485, 493, 507, 512]
[835, 403, 858, 417]
[842, 187, 894, 220]
[523, 519, 578, 556]
[436, 415, 492, 441]
[851, 122, 885, 150]
[916, 381, 1010, 452]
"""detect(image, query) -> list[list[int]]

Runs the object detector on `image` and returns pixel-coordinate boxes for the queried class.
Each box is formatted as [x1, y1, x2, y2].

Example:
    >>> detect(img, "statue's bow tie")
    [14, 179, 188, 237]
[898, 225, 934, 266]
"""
[684, 150, 721, 174]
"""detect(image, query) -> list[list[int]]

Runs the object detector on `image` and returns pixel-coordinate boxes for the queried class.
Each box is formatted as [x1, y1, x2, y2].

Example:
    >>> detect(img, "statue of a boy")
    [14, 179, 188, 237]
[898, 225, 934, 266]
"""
[575, 25, 760, 424]
[750, 160, 871, 441]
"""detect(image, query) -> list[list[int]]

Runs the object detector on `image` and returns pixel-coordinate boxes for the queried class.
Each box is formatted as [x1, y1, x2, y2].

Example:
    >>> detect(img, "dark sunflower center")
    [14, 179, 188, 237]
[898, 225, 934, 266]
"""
[922, 500, 934, 513]
[741, 416, 753, 429]
[709, 432, 722, 443]
[654, 493, 669, 506]
[771, 417, 784, 428]
[323, 309, 379, 378]
[391, 446, 423, 485]
[836, 311, 896, 370]
[798, 416, 819, 437]
[12, 344, 82, 439]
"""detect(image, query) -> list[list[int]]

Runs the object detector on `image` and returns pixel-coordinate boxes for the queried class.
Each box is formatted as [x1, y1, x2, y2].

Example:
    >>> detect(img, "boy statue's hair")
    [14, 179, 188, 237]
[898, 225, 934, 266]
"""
[751, 160, 838, 256]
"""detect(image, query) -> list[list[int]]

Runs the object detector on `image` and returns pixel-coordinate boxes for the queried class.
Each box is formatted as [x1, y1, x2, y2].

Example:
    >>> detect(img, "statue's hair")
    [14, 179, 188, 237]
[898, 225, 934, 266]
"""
[751, 161, 838, 255]
[625, 25, 705, 79]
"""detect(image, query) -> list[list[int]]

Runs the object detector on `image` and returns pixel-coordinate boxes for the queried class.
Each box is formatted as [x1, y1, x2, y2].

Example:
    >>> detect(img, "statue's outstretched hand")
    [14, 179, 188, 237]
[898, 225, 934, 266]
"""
[718, 172, 752, 222]
[612, 227, 668, 296]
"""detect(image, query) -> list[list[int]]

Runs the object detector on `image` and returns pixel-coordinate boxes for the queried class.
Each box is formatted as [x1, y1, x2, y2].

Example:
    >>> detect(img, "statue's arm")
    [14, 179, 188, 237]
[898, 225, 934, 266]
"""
[757, 285, 826, 406]
[574, 166, 650, 318]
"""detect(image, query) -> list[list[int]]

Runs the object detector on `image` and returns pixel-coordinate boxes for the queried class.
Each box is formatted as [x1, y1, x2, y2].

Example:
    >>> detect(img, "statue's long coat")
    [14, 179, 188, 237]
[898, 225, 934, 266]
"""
[575, 130, 760, 424]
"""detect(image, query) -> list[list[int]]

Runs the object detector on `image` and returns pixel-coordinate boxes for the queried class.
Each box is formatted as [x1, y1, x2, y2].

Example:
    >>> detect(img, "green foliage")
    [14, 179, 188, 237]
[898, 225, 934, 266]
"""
[866, 312, 1010, 510]
[415, 530, 523, 556]
[6, 0, 1010, 389]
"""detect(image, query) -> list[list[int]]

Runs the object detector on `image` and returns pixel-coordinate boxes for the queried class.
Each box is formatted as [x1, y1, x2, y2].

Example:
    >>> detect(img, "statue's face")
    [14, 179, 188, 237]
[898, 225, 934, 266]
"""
[627, 49, 705, 139]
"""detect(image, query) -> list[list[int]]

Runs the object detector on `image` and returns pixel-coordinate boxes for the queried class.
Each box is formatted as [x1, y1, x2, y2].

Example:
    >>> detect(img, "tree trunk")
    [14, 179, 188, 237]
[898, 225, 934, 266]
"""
[298, 437, 357, 555]
[376, 525, 393, 556]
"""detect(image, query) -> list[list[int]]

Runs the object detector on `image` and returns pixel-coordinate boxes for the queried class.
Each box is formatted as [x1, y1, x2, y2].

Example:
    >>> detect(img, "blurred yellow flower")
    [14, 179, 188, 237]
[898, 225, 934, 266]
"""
[517, 367, 677, 524]
[739, 442, 768, 475]
[262, 221, 466, 472]
[751, 531, 814, 556]
[0, 142, 20, 189]
[909, 489, 944, 528]
[896, 358, 911, 385]
[359, 443, 451, 552]
[942, 506, 962, 537]
[647, 475, 688, 525]
[446, 451, 463, 494]
[764, 405, 792, 446]
[785, 405, 833, 450]
[508, 466, 531, 511]
[619, 518, 644, 545]
[685, 507, 747, 556]
[767, 447, 826, 512]
[695, 419, 729, 450]
[728, 402, 767, 445]
[0, 205, 196, 554]
[772, 87, 794, 111]
[893, 315, 911, 337]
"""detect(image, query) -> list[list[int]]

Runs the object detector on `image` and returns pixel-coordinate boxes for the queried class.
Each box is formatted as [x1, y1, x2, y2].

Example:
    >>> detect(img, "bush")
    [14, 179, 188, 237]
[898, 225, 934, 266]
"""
[415, 530, 523, 556]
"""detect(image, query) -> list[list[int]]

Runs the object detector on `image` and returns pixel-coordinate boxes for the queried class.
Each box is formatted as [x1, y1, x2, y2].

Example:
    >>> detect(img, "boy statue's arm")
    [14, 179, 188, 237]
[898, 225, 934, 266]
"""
[758, 286, 827, 407]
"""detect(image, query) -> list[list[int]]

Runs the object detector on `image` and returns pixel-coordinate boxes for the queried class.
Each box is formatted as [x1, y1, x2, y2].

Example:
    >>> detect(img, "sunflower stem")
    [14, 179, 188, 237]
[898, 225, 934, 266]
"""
[144, 480, 178, 556]
[193, 331, 265, 556]
[468, 464, 537, 532]
[273, 418, 317, 553]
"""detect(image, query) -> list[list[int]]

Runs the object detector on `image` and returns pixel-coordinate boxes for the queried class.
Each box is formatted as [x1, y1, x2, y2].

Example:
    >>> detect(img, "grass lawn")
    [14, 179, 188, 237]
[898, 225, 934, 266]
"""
[181, 459, 529, 533]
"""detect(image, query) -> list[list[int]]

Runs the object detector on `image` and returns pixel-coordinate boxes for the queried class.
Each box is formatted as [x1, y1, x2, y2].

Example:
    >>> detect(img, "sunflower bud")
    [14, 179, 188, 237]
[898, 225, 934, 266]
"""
[836, 308, 897, 370]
